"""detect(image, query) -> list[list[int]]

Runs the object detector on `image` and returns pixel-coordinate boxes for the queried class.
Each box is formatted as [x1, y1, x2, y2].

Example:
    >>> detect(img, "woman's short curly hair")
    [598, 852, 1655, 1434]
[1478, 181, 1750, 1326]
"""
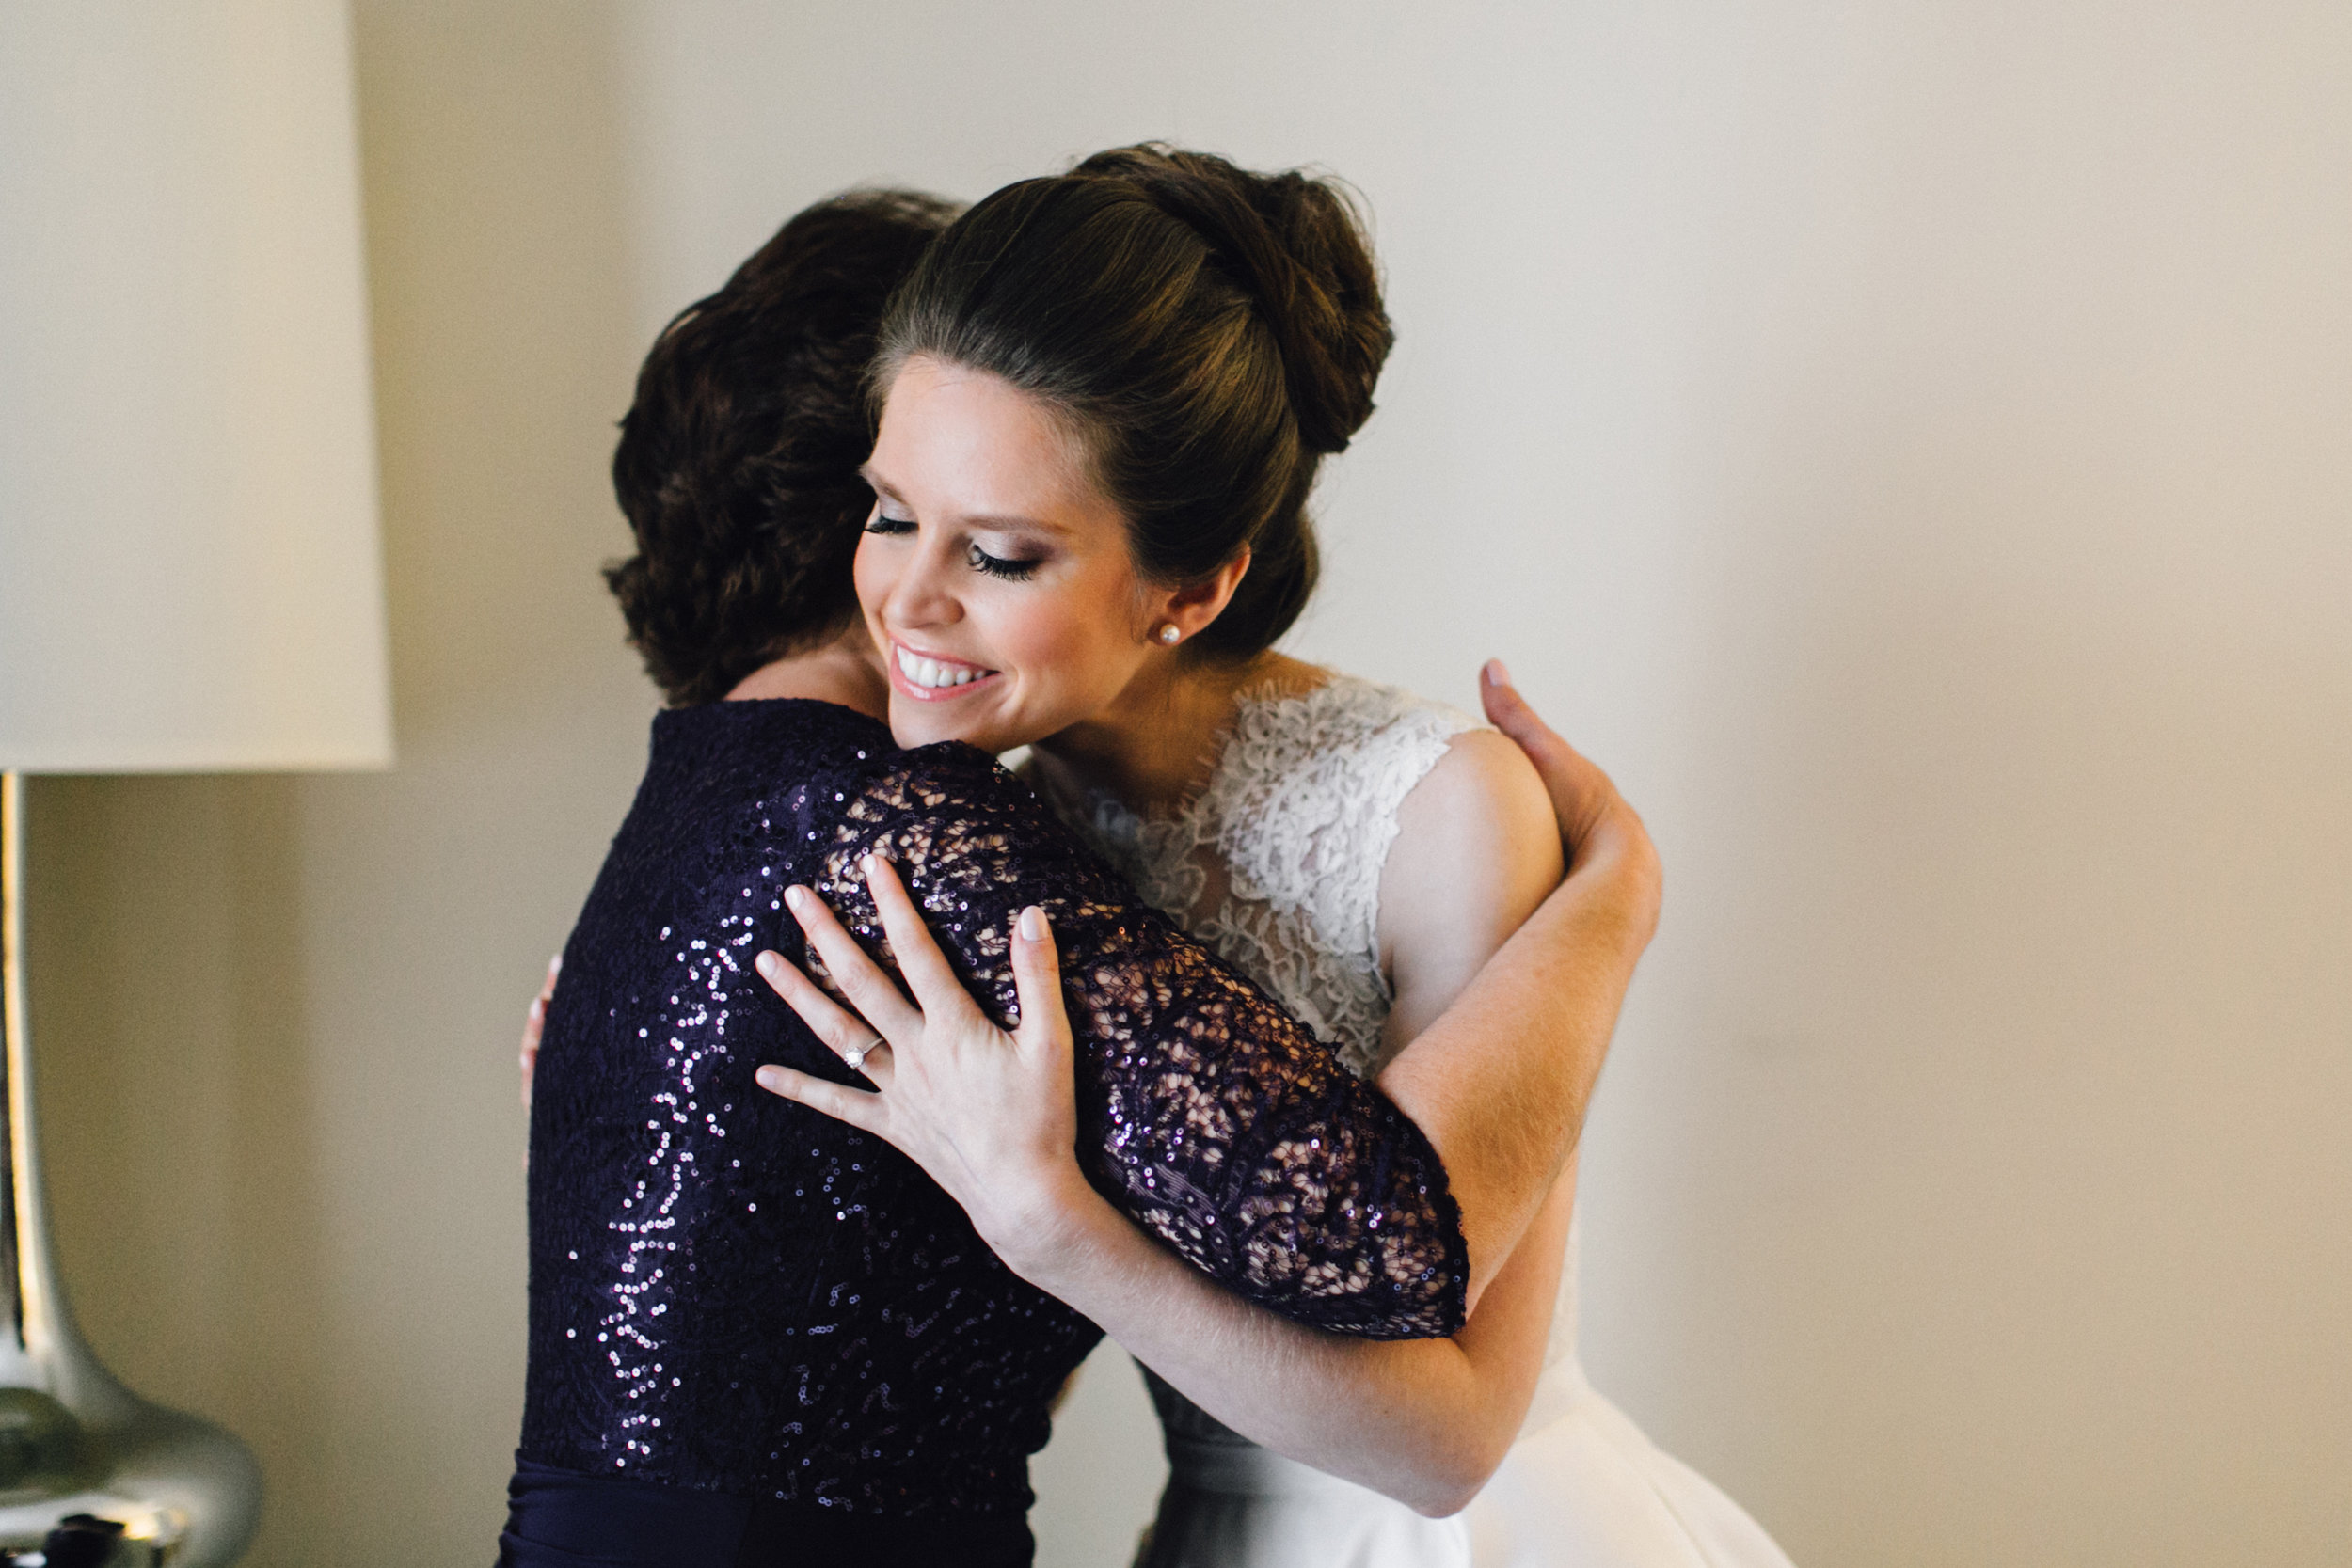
[606, 189, 960, 705]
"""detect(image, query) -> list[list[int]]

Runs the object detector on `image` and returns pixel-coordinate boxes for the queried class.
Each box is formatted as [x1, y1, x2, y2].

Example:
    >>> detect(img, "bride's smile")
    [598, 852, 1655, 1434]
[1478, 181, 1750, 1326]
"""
[856, 353, 1247, 793]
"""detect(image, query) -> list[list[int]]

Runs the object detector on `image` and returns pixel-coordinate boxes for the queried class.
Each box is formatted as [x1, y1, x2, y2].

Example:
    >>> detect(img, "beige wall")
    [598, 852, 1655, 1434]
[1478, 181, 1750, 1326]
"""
[24, 2, 2350, 1564]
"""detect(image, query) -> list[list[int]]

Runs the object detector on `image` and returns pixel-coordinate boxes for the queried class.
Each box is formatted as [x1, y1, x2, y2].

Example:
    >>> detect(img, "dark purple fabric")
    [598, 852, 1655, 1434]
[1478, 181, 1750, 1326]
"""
[495, 1459, 1031, 1568]
[516, 698, 1463, 1524]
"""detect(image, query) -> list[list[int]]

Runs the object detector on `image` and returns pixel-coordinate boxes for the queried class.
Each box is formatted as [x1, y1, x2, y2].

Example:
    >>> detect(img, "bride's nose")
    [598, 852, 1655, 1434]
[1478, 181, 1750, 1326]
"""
[881, 535, 965, 632]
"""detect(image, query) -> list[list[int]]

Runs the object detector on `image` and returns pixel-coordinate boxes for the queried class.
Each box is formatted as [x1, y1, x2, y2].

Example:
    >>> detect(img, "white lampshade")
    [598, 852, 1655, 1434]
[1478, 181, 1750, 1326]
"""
[0, 0, 391, 774]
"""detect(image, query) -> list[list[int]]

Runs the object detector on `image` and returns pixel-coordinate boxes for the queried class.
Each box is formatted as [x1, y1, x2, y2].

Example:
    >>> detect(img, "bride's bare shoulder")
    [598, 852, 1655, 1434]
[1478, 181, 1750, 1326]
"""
[1377, 718, 1563, 1042]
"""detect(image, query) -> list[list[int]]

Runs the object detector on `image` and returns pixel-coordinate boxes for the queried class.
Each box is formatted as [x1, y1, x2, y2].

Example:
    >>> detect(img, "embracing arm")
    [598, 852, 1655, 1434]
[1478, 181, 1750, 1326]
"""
[755, 675, 1660, 1509]
[1009, 1142, 1579, 1515]
[792, 745, 1467, 1338]
[759, 859, 1575, 1516]
[1375, 664, 1661, 1307]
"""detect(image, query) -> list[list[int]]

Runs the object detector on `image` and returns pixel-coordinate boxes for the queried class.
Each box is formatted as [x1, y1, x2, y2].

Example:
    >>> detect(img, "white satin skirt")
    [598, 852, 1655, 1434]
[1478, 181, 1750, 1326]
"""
[1136, 1359, 1794, 1568]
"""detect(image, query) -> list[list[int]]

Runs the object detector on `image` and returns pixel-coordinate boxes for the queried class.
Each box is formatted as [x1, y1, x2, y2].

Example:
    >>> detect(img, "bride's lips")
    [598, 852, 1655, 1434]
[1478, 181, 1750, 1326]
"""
[888, 640, 1003, 703]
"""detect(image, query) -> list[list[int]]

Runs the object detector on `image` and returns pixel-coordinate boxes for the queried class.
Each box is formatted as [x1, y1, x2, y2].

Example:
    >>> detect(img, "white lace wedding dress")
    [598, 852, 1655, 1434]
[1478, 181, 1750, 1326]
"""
[1059, 674, 1796, 1568]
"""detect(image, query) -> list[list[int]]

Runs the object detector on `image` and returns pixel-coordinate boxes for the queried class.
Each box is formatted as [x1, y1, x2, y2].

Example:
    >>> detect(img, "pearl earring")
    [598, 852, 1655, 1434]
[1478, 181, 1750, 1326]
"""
[1156, 624, 1182, 645]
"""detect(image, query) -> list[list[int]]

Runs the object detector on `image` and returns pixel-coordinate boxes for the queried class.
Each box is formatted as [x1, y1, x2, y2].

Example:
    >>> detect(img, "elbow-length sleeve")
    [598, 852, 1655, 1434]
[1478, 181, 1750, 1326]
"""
[798, 743, 1469, 1340]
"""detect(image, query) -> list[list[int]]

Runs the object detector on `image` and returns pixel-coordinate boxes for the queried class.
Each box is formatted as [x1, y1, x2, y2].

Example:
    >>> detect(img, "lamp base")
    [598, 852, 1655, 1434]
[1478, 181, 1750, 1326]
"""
[0, 776, 262, 1566]
[0, 1389, 260, 1567]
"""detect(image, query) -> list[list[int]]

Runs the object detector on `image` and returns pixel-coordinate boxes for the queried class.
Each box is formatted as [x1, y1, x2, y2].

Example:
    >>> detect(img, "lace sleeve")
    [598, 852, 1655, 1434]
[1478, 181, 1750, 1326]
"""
[798, 743, 1468, 1340]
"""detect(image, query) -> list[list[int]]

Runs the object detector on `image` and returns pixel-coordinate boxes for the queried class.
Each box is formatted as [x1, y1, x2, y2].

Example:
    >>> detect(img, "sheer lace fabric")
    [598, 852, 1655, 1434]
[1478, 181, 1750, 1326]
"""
[521, 699, 1465, 1518]
[1073, 676, 1480, 1077]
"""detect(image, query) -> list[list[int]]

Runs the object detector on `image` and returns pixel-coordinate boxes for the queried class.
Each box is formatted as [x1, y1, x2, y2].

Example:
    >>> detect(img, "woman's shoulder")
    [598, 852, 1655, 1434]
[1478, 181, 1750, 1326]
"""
[820, 736, 1127, 905]
[650, 696, 896, 782]
[1375, 709, 1562, 1034]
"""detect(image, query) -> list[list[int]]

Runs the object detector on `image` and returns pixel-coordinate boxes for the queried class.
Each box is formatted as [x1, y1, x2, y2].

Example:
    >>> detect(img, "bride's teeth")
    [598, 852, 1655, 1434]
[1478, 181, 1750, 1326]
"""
[897, 646, 988, 690]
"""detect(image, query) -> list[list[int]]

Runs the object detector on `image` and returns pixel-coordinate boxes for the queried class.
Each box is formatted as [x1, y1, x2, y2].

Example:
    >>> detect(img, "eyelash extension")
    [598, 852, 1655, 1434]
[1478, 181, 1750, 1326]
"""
[864, 514, 915, 535]
[966, 543, 1041, 581]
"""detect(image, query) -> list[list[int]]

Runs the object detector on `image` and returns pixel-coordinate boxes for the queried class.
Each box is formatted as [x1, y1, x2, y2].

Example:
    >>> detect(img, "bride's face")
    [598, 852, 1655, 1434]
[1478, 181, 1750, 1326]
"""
[855, 356, 1175, 754]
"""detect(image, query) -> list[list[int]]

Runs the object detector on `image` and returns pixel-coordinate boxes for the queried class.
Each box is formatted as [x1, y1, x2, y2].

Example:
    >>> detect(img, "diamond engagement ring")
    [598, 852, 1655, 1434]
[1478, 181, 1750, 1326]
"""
[843, 1037, 884, 1074]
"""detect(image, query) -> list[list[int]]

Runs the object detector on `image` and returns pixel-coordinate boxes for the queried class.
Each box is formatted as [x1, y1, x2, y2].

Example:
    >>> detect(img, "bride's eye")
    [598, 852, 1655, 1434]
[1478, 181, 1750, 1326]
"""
[864, 507, 915, 536]
[966, 542, 1041, 581]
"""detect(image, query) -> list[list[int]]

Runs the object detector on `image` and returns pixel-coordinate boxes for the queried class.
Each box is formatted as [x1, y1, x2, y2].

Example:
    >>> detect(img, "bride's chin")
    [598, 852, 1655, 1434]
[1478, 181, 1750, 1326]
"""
[889, 705, 988, 752]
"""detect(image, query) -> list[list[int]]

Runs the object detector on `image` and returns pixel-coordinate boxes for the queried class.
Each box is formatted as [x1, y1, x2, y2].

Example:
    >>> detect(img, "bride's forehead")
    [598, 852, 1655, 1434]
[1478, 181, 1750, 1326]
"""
[873, 361, 1120, 535]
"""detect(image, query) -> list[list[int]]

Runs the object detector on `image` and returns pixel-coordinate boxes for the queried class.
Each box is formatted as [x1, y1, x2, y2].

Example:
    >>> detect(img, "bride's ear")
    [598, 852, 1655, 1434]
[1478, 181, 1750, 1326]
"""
[1146, 546, 1251, 648]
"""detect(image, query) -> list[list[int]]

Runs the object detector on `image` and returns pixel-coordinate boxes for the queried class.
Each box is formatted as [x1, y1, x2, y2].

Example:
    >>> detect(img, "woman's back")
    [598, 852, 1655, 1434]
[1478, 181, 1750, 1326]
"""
[512, 693, 1476, 1565]
[524, 699, 1098, 1512]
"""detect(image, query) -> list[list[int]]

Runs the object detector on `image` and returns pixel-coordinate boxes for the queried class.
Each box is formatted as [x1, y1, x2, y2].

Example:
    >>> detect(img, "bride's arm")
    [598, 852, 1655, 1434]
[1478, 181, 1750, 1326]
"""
[1015, 1144, 1579, 1515]
[753, 680, 1655, 1508]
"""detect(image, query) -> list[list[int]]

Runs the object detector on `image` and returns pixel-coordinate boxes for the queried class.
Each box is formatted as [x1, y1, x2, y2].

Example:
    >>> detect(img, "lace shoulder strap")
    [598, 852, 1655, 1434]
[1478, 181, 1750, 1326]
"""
[1206, 675, 1482, 966]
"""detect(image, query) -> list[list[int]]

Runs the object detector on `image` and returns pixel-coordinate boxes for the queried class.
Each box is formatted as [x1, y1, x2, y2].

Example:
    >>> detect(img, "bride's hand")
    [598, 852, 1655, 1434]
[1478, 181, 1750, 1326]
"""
[520, 953, 560, 1111]
[750, 856, 1093, 1264]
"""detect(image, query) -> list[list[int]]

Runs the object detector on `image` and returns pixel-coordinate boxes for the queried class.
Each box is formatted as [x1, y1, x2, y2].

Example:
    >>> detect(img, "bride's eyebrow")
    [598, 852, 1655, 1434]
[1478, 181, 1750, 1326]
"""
[966, 513, 1068, 539]
[858, 465, 904, 502]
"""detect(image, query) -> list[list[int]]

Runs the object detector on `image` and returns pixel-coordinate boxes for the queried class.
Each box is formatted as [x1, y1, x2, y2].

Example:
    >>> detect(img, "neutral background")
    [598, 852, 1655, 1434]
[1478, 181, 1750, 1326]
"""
[23, 2, 2349, 1564]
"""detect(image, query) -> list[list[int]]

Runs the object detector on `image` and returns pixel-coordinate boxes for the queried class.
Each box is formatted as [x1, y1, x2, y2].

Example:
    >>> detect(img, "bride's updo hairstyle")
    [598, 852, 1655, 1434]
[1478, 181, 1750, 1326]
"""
[875, 144, 1393, 657]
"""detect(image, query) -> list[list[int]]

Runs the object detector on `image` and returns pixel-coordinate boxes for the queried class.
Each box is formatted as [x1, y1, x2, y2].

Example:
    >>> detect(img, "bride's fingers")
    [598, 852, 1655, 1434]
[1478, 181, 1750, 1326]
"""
[1009, 905, 1071, 1060]
[783, 883, 922, 1041]
[520, 953, 560, 1110]
[754, 1063, 890, 1139]
[860, 856, 982, 1025]
[754, 949, 898, 1087]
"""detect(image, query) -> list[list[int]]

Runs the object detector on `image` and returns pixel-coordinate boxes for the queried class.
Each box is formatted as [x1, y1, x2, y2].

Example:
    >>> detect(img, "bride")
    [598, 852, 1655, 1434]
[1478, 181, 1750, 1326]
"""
[754, 145, 1797, 1567]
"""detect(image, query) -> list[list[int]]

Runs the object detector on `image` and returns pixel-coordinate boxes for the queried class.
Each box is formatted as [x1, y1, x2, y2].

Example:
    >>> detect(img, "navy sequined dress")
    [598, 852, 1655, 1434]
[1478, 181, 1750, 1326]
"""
[504, 700, 1467, 1566]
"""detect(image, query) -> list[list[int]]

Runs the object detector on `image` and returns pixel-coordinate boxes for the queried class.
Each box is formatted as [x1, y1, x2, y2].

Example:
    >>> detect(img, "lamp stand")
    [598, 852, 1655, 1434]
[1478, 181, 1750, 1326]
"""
[0, 774, 260, 1567]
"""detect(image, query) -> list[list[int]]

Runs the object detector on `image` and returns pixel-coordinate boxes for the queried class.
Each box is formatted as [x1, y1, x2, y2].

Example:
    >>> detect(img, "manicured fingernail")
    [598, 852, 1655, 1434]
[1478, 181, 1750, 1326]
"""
[528, 997, 544, 1019]
[786, 885, 809, 911]
[755, 1065, 784, 1092]
[1484, 657, 1512, 688]
[755, 951, 778, 979]
[549, 954, 562, 973]
[1018, 906, 1046, 942]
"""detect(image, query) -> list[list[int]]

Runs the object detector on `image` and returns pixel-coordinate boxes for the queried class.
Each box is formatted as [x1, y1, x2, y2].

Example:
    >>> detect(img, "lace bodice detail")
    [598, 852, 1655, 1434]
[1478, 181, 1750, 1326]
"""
[522, 700, 1466, 1516]
[1072, 676, 1480, 1077]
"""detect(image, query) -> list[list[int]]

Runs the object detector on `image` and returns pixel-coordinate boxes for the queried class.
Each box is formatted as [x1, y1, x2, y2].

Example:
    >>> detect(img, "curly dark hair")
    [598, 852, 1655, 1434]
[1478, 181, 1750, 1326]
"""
[606, 188, 961, 705]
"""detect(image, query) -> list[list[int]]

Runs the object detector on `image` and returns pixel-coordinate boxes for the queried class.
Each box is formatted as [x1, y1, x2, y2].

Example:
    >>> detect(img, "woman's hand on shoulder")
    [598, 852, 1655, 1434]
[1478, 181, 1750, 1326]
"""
[749, 857, 1100, 1272]
[1478, 658, 1661, 943]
